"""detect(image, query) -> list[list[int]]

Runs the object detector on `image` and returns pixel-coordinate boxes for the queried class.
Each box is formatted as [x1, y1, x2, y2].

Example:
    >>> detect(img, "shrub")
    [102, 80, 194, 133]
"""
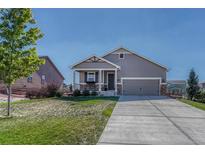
[195, 91, 205, 103]
[68, 84, 72, 92]
[26, 89, 47, 99]
[26, 90, 37, 99]
[91, 91, 98, 96]
[47, 84, 58, 97]
[40, 87, 49, 97]
[56, 90, 63, 97]
[26, 89, 40, 99]
[82, 89, 90, 96]
[26, 84, 61, 99]
[25, 84, 65, 99]
[73, 89, 81, 97]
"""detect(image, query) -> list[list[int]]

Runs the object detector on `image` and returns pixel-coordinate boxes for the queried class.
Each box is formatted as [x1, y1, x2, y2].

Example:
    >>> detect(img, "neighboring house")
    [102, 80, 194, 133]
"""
[167, 80, 187, 96]
[71, 47, 168, 96]
[199, 82, 205, 90]
[0, 56, 64, 94]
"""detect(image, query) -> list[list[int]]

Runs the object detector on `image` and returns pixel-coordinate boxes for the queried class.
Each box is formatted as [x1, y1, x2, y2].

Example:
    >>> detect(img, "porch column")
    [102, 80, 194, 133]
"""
[99, 70, 102, 92]
[73, 70, 76, 91]
[102, 70, 104, 83]
[115, 69, 117, 95]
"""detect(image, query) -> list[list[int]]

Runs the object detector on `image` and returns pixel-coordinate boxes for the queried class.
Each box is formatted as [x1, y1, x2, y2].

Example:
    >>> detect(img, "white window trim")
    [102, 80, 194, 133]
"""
[119, 53, 124, 59]
[87, 72, 96, 82]
[27, 76, 32, 83]
[74, 68, 118, 71]
[42, 74, 46, 80]
[41, 74, 46, 85]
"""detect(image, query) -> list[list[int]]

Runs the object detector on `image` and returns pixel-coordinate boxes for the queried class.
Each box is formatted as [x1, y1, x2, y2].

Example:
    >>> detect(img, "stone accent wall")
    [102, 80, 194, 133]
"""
[160, 84, 167, 96]
[80, 83, 99, 91]
[117, 84, 122, 95]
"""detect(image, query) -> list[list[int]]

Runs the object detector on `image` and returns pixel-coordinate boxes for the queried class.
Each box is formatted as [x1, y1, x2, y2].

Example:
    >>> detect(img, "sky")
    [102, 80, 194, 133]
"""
[33, 9, 205, 84]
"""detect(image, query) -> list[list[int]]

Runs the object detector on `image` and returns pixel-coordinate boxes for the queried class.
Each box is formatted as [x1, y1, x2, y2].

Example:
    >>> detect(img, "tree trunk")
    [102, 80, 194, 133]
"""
[7, 85, 11, 117]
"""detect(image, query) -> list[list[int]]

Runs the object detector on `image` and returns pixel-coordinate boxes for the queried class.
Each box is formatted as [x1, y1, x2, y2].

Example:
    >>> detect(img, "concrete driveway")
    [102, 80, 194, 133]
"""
[98, 96, 205, 145]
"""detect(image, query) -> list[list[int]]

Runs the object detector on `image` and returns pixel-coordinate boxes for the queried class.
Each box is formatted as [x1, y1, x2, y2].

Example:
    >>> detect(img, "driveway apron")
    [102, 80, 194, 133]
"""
[98, 96, 205, 145]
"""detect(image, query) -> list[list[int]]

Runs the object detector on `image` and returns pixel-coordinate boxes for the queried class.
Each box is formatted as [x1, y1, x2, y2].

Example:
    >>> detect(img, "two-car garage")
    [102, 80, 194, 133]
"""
[122, 78, 161, 96]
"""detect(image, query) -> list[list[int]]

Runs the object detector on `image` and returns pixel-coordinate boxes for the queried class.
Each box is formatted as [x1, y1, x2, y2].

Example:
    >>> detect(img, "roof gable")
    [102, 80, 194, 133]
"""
[39, 56, 65, 80]
[71, 55, 120, 69]
[102, 47, 168, 71]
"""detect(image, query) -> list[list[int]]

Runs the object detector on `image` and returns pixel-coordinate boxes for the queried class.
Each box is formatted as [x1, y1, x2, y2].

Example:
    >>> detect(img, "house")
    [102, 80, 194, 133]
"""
[71, 47, 168, 96]
[199, 82, 205, 90]
[167, 80, 187, 96]
[0, 56, 64, 94]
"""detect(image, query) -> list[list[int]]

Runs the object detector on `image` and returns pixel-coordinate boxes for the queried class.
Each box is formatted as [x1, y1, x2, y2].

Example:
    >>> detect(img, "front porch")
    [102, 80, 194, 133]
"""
[71, 55, 121, 96]
[73, 69, 118, 96]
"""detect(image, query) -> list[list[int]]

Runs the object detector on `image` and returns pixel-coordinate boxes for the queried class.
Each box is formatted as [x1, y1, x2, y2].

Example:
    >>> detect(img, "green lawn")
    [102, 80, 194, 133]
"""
[178, 98, 205, 111]
[0, 96, 118, 145]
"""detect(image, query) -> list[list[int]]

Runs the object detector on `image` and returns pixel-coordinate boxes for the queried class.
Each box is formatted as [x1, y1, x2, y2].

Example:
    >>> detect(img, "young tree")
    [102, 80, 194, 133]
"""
[0, 9, 45, 116]
[186, 68, 200, 100]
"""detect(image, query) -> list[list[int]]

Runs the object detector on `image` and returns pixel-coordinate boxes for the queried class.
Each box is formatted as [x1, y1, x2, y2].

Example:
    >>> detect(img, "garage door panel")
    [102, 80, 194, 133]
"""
[123, 80, 159, 96]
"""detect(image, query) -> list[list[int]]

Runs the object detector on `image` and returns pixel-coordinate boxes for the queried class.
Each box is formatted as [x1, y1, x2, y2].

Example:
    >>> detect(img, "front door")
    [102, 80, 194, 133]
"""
[108, 73, 115, 90]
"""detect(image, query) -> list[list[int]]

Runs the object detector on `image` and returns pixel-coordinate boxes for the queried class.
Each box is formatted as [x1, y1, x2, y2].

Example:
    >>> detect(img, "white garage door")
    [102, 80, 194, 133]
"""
[122, 79, 160, 96]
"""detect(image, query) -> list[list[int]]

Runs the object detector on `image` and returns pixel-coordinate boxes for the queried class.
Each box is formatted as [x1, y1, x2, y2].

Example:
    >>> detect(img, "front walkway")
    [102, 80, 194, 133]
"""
[98, 96, 205, 145]
[0, 93, 27, 102]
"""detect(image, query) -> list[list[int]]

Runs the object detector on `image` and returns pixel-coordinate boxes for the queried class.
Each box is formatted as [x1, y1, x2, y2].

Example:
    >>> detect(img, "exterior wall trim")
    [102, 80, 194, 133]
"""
[79, 82, 122, 85]
[79, 82, 102, 85]
[73, 68, 118, 71]
[100, 56, 121, 69]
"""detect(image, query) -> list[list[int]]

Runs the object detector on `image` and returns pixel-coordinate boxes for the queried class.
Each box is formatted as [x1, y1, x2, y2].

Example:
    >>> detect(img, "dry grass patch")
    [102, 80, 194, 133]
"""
[0, 97, 118, 144]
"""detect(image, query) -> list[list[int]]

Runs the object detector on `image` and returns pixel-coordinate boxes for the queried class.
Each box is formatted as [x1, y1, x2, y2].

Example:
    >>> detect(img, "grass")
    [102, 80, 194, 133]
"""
[102, 104, 115, 117]
[0, 98, 49, 106]
[178, 98, 205, 111]
[0, 96, 118, 144]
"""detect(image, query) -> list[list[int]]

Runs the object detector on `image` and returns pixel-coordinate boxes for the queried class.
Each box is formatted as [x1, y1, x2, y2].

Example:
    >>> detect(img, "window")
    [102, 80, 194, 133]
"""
[87, 72, 95, 82]
[27, 76, 32, 83]
[119, 53, 124, 59]
[42, 75, 46, 80]
[41, 75, 46, 84]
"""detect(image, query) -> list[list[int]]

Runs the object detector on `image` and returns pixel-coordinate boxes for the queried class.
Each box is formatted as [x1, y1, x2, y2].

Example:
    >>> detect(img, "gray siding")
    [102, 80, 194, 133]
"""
[37, 57, 64, 87]
[0, 57, 64, 92]
[13, 72, 42, 89]
[80, 71, 84, 83]
[74, 61, 116, 69]
[103, 50, 166, 82]
[0, 72, 42, 91]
